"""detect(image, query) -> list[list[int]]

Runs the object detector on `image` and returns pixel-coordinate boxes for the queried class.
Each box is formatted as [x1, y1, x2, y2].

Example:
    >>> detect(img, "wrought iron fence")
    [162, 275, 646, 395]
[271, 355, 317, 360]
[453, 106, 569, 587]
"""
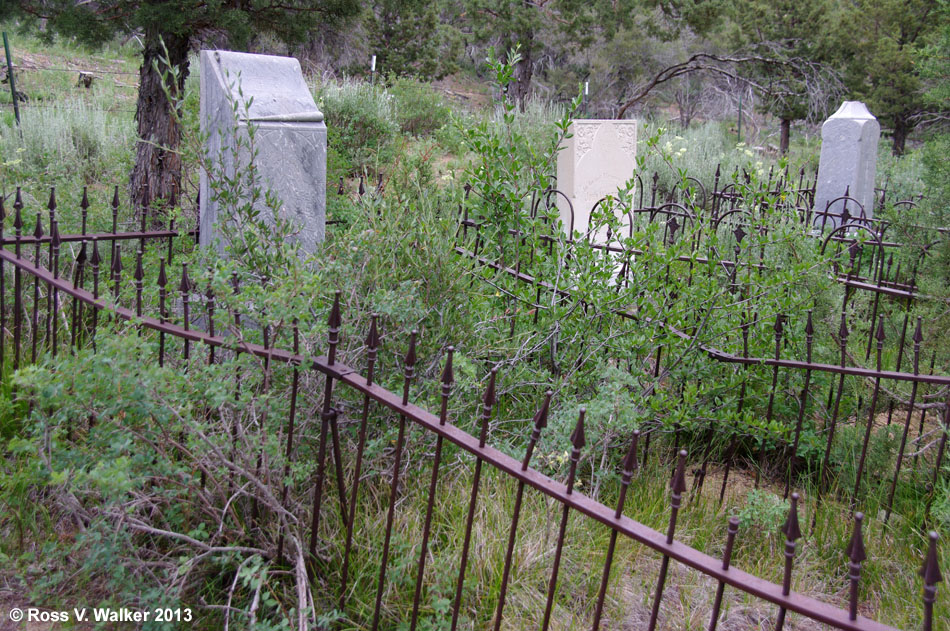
[0, 184, 944, 630]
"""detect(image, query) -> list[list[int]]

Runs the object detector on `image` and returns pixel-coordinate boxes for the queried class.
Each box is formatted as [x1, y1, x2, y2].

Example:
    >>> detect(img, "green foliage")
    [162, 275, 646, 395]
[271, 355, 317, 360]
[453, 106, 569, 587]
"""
[389, 77, 451, 137]
[317, 81, 399, 175]
[737, 489, 789, 533]
[838, 0, 942, 154]
[367, 0, 460, 80]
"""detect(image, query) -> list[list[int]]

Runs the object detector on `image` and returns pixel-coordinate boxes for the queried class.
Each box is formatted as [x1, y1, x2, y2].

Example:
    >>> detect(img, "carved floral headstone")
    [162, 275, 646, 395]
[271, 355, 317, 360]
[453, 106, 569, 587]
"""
[556, 120, 638, 240]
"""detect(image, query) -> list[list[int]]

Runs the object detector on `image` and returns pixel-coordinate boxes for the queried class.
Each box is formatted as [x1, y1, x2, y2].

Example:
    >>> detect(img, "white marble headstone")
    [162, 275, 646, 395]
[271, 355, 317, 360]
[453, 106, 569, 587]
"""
[556, 120, 638, 240]
[199, 50, 326, 254]
[813, 101, 880, 229]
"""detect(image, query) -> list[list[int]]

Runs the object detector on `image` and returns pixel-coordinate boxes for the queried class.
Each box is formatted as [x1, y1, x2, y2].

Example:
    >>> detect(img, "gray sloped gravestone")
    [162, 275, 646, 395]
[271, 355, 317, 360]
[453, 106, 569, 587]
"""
[199, 49, 326, 255]
[813, 101, 880, 230]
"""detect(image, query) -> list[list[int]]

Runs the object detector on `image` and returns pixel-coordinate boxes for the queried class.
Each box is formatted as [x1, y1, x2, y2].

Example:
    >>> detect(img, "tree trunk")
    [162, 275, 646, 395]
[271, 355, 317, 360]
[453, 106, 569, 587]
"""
[779, 118, 791, 156]
[129, 28, 190, 224]
[891, 113, 908, 156]
[512, 39, 533, 113]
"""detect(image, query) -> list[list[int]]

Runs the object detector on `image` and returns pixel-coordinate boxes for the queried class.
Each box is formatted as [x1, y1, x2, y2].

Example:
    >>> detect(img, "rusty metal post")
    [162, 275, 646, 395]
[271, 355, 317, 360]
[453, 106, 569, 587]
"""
[786, 310, 814, 499]
[3, 33, 21, 131]
[647, 450, 688, 631]
[707, 517, 740, 631]
[592, 430, 640, 630]
[371, 329, 417, 631]
[409, 347, 454, 631]
[340, 314, 380, 611]
[541, 408, 586, 631]
[920, 531, 942, 631]
[886, 318, 923, 523]
[846, 513, 866, 621]
[310, 291, 343, 564]
[492, 391, 551, 631]
[853, 318, 885, 504]
[450, 367, 498, 631]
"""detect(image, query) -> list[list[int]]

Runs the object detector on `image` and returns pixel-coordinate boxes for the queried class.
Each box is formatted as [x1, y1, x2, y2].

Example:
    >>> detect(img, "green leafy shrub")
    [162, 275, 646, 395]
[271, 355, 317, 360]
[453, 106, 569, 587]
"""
[316, 81, 399, 175]
[389, 76, 450, 137]
[737, 489, 789, 533]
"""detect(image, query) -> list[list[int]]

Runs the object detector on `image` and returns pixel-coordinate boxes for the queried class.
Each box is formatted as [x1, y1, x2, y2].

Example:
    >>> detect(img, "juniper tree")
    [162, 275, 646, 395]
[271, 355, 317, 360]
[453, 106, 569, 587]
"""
[1, 0, 359, 216]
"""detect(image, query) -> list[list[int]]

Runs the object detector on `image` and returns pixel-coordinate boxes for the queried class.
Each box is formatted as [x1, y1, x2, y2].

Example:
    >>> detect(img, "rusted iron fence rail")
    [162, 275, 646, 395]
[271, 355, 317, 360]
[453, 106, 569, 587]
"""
[454, 168, 949, 517]
[0, 185, 944, 630]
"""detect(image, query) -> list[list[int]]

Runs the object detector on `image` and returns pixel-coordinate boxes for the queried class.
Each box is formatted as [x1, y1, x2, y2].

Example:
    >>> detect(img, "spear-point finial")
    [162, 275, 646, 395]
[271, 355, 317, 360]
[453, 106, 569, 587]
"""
[441, 346, 455, 387]
[366, 313, 380, 350]
[328, 290, 342, 330]
[715, 163, 721, 178]
[32, 212, 44, 239]
[570, 408, 587, 450]
[483, 366, 498, 408]
[134, 250, 144, 282]
[847, 512, 867, 620]
[47, 187, 56, 213]
[774, 313, 785, 335]
[112, 244, 123, 275]
[913, 317, 924, 345]
[404, 329, 418, 370]
[847, 513, 866, 564]
[672, 449, 688, 495]
[805, 309, 814, 336]
[782, 492, 802, 542]
[839, 311, 849, 340]
[80, 186, 89, 211]
[13, 190, 23, 232]
[179, 262, 191, 293]
[533, 390, 552, 430]
[920, 531, 943, 585]
[90, 237, 101, 266]
[50, 219, 60, 248]
[623, 430, 640, 473]
[876, 315, 886, 342]
[157, 257, 167, 288]
[111, 186, 120, 210]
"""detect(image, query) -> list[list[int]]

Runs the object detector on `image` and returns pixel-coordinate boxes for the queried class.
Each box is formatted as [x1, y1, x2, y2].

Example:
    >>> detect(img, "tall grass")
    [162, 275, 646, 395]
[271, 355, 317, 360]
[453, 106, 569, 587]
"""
[1, 97, 134, 182]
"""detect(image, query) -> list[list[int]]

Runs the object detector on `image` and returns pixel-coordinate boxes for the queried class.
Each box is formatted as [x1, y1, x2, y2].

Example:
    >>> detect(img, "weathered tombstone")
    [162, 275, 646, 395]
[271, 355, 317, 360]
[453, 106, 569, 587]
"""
[813, 101, 880, 229]
[556, 120, 638, 241]
[199, 49, 326, 254]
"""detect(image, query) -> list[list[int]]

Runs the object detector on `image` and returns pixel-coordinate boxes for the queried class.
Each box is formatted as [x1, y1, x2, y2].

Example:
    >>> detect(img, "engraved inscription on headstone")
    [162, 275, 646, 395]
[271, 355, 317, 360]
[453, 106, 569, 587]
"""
[813, 101, 880, 229]
[556, 120, 638, 241]
[199, 50, 326, 254]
